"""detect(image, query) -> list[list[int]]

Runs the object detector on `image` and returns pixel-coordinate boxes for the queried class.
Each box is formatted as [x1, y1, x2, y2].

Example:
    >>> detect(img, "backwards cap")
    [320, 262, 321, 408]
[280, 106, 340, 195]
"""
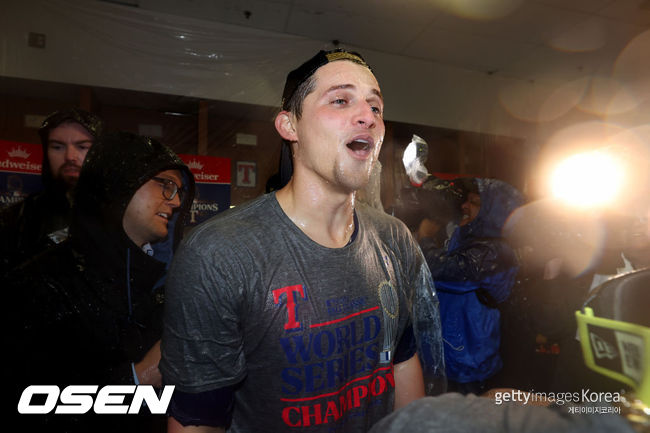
[281, 49, 370, 110]
[275, 49, 371, 190]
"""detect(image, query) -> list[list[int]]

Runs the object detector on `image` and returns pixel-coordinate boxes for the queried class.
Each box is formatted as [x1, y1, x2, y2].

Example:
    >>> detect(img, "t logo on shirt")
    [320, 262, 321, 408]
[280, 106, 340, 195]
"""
[273, 285, 306, 330]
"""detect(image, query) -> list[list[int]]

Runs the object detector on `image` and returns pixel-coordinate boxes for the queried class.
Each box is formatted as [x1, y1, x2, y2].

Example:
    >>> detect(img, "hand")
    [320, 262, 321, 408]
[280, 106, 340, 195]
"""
[134, 340, 162, 387]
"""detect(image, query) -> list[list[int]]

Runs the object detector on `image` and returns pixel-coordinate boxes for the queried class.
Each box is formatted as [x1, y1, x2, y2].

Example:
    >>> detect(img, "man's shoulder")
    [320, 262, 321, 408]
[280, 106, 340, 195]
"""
[358, 202, 413, 240]
[184, 194, 279, 243]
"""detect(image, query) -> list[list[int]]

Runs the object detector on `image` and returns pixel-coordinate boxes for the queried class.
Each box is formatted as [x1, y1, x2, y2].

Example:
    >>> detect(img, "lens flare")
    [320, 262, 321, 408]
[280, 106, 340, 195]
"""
[499, 76, 588, 122]
[577, 76, 639, 116]
[431, 0, 523, 20]
[613, 30, 650, 98]
[550, 152, 624, 208]
[504, 199, 606, 279]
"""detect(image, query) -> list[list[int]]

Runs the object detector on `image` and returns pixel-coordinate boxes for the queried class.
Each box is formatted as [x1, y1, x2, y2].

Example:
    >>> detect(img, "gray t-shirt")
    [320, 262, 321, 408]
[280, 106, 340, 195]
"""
[161, 193, 436, 432]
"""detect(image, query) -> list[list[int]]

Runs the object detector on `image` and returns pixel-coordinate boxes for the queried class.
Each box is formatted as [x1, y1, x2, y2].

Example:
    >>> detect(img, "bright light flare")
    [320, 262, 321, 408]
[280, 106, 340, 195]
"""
[550, 152, 624, 208]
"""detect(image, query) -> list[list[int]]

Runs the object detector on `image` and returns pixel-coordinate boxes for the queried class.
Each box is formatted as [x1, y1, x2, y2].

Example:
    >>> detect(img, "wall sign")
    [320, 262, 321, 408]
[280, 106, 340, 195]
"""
[236, 161, 257, 188]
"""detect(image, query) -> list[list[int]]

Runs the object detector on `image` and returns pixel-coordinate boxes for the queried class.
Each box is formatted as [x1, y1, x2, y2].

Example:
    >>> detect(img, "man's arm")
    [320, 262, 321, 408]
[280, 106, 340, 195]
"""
[393, 353, 425, 410]
[133, 340, 162, 387]
[168, 416, 224, 433]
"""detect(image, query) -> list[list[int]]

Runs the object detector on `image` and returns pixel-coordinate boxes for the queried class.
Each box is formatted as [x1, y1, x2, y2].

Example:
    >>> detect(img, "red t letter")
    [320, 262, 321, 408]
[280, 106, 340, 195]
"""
[273, 285, 305, 330]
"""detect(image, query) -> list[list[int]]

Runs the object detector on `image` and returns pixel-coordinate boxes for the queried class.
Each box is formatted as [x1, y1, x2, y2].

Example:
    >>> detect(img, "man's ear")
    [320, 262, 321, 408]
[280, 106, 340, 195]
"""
[275, 111, 298, 142]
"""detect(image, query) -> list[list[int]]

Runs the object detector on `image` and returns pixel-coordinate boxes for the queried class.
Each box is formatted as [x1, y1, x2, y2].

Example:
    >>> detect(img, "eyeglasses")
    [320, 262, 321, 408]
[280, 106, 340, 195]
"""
[151, 176, 182, 201]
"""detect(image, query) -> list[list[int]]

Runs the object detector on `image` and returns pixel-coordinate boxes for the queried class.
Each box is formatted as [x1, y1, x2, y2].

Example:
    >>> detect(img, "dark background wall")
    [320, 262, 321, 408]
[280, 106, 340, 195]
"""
[0, 77, 533, 207]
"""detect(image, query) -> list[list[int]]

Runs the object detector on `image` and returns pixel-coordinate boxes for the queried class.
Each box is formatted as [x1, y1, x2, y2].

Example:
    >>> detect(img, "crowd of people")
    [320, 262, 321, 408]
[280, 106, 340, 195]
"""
[3, 49, 648, 433]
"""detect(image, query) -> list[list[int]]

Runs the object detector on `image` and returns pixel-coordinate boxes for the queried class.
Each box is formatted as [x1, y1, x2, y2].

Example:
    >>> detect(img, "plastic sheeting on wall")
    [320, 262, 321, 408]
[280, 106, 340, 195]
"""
[1, 0, 333, 108]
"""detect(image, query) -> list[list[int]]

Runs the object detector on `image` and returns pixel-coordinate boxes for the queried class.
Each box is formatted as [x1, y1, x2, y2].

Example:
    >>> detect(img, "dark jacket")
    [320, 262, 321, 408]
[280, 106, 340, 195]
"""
[8, 132, 195, 432]
[422, 178, 524, 383]
[0, 185, 71, 273]
[0, 108, 104, 275]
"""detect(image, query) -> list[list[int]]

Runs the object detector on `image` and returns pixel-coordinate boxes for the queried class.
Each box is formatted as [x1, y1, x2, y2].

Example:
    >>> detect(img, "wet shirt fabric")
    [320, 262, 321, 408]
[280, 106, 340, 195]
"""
[7, 132, 195, 433]
[161, 193, 441, 433]
[423, 178, 524, 383]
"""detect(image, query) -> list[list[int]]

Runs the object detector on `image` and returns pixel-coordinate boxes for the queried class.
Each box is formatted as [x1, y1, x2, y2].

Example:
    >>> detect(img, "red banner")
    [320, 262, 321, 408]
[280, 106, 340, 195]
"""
[178, 154, 231, 226]
[0, 140, 42, 175]
[179, 154, 231, 184]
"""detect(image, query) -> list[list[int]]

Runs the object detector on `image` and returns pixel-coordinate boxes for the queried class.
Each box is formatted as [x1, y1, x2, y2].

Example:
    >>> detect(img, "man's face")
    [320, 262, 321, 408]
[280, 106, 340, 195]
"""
[47, 122, 94, 188]
[460, 192, 481, 226]
[122, 169, 183, 247]
[281, 61, 385, 193]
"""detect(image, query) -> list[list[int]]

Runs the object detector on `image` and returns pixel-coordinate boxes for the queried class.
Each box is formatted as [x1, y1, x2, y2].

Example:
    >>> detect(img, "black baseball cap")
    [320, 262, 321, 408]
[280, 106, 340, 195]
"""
[281, 49, 370, 110]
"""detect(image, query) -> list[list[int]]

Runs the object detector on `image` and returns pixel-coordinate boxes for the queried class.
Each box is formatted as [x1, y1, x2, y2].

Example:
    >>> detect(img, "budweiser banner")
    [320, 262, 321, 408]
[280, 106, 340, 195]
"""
[0, 140, 43, 209]
[0, 141, 231, 229]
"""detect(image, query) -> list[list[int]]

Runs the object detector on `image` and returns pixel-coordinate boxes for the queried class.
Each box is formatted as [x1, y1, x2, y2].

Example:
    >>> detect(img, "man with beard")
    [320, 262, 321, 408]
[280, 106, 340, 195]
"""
[161, 49, 444, 433]
[0, 108, 103, 273]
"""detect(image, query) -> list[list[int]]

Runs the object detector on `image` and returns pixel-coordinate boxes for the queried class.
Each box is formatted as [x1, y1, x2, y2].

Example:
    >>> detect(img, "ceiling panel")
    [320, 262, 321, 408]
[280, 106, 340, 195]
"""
[532, 0, 616, 14]
[139, 0, 293, 33]
[286, 0, 442, 24]
[598, 0, 650, 25]
[404, 24, 537, 74]
[126, 0, 648, 83]
[421, 2, 549, 43]
[285, 7, 431, 54]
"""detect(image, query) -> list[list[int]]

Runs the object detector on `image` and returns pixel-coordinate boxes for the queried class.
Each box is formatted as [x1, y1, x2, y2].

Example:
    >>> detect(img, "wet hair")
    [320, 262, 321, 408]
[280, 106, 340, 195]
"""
[283, 74, 317, 120]
[275, 49, 371, 188]
[281, 49, 370, 119]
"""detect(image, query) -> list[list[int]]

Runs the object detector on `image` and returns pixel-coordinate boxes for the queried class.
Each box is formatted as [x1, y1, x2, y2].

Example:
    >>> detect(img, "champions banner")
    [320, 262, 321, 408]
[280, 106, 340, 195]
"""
[0, 141, 231, 226]
[178, 154, 231, 227]
[0, 140, 43, 209]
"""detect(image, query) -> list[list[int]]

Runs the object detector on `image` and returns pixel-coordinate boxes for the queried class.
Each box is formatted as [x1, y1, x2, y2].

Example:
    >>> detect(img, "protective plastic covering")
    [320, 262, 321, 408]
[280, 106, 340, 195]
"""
[402, 134, 430, 187]
[2, 0, 332, 106]
[411, 262, 448, 396]
[361, 156, 447, 395]
[357, 160, 385, 212]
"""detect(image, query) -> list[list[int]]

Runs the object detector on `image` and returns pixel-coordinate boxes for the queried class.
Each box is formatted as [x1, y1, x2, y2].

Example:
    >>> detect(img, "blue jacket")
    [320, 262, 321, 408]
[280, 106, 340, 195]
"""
[422, 178, 523, 383]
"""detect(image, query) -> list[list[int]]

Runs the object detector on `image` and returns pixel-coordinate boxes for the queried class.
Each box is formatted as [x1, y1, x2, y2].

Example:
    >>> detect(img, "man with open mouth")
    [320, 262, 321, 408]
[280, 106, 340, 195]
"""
[161, 49, 445, 433]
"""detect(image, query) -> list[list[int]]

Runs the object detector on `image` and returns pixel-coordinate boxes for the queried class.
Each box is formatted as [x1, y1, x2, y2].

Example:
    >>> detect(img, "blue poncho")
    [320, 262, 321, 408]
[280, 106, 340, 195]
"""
[422, 178, 524, 383]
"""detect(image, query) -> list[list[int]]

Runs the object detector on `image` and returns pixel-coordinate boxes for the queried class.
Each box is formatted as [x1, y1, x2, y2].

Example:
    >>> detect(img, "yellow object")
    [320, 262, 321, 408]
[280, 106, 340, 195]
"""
[576, 307, 650, 406]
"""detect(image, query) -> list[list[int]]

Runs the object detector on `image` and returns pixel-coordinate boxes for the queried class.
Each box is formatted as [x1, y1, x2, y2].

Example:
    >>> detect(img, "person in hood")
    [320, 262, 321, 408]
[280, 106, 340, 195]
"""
[421, 177, 524, 394]
[0, 108, 104, 274]
[8, 131, 195, 432]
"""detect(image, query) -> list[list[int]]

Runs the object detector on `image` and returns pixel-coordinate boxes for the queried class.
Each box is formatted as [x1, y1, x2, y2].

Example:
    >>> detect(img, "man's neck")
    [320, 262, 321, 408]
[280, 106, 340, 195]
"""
[276, 176, 357, 248]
